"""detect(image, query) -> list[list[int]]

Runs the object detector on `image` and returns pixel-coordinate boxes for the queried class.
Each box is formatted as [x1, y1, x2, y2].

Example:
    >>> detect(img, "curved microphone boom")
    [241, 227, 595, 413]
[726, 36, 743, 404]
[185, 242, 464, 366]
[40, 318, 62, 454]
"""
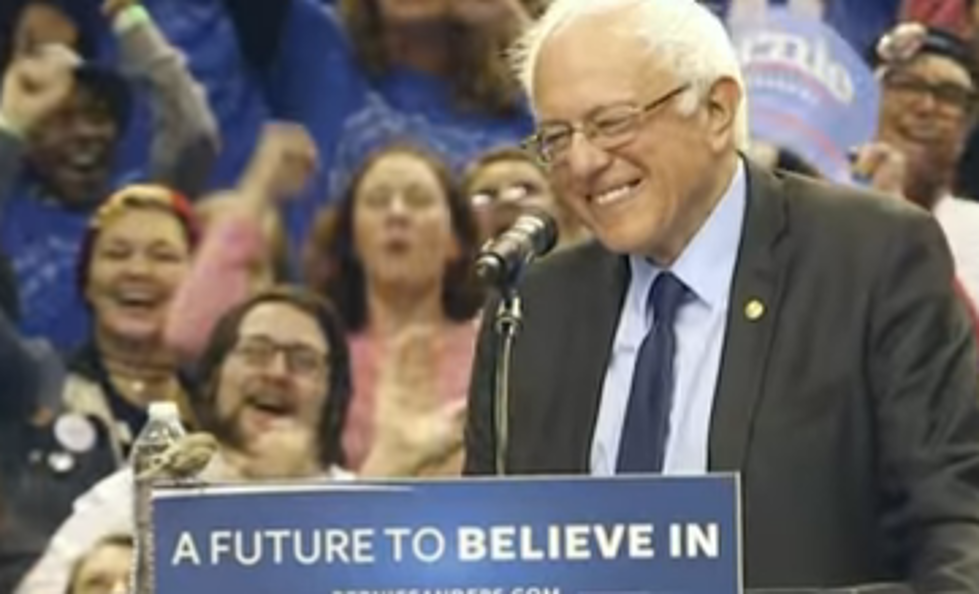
[475, 210, 558, 289]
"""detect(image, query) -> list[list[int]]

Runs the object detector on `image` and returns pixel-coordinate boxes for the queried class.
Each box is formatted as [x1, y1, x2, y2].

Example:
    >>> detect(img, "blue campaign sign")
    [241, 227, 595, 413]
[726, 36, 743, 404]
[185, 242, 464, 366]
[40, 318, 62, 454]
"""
[153, 475, 742, 594]
[728, 8, 881, 183]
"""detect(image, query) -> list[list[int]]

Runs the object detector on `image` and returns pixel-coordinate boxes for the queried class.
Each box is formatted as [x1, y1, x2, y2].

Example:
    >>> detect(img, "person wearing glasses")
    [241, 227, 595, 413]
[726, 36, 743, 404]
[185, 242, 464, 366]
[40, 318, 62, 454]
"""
[865, 23, 979, 313]
[462, 146, 589, 249]
[17, 287, 453, 594]
[464, 0, 979, 592]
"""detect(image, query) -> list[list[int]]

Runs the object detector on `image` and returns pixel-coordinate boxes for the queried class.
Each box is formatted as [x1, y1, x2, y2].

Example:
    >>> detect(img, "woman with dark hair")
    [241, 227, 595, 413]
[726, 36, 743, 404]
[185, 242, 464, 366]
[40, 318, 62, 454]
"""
[305, 142, 482, 474]
[263, 0, 533, 244]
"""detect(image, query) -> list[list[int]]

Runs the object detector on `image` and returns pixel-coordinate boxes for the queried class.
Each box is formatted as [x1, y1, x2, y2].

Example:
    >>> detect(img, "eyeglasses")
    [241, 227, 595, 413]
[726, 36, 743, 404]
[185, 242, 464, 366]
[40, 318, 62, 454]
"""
[232, 337, 328, 377]
[883, 70, 977, 113]
[469, 182, 541, 208]
[523, 83, 692, 165]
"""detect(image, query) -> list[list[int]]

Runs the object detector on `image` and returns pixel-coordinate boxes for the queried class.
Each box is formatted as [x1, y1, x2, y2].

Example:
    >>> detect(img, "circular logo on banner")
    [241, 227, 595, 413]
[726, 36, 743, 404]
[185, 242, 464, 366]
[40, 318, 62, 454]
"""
[54, 413, 97, 454]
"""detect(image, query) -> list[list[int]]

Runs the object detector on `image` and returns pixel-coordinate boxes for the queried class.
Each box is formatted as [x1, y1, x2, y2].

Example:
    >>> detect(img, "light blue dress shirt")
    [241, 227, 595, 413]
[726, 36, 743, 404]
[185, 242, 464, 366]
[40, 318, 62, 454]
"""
[590, 160, 747, 476]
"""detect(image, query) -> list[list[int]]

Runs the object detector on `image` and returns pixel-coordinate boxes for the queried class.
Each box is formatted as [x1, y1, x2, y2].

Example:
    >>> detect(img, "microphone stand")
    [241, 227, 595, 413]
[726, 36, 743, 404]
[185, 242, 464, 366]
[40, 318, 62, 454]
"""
[493, 288, 523, 476]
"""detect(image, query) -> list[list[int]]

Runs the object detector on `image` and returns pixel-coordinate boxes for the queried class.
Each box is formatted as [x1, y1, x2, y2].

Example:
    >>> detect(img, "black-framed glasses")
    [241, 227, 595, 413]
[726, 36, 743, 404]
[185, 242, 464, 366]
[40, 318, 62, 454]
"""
[523, 83, 693, 165]
[232, 336, 328, 377]
[882, 70, 977, 113]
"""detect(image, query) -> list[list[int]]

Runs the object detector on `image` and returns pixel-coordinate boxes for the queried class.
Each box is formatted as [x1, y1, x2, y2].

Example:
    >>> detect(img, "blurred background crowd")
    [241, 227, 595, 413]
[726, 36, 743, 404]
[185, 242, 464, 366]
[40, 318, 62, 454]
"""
[0, 0, 978, 592]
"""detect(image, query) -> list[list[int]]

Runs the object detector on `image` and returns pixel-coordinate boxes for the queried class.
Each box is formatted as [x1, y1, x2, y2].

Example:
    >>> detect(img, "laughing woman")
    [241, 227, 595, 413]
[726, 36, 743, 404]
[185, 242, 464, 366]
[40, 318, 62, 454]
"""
[306, 143, 483, 475]
[62, 184, 199, 465]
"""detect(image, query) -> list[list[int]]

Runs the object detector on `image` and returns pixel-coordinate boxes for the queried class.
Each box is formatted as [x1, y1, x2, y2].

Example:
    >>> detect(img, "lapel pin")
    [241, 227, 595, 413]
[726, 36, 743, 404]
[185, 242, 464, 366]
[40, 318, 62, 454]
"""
[745, 299, 766, 321]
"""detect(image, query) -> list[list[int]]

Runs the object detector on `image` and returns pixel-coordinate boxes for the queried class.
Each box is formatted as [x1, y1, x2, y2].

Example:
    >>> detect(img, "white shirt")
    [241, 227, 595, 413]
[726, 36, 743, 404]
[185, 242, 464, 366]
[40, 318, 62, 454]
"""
[591, 161, 747, 476]
[15, 457, 352, 594]
[934, 194, 979, 308]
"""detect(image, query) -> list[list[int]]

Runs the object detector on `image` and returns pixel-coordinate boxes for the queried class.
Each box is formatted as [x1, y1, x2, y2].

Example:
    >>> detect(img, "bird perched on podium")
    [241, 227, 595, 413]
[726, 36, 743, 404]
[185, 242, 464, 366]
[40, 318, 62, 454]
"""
[136, 433, 218, 482]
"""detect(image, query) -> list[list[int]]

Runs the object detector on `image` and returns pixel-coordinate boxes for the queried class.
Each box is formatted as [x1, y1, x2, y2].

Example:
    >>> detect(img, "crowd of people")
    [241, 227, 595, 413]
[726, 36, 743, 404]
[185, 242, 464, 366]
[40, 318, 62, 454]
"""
[1, 0, 979, 592]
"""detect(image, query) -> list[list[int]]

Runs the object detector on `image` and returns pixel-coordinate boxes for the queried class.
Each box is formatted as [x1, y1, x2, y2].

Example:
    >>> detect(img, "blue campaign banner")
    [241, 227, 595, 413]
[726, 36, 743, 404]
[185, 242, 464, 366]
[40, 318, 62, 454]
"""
[728, 8, 881, 183]
[153, 475, 742, 594]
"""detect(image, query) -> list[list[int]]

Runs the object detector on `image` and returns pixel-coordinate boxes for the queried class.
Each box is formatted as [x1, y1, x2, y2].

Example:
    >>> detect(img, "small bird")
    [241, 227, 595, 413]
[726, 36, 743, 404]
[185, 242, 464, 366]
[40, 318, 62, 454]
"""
[136, 432, 218, 483]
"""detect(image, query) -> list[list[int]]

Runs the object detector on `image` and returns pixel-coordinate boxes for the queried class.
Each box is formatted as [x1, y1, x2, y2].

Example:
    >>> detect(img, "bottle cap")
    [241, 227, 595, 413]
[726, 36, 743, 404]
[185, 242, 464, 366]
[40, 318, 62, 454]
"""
[147, 401, 181, 421]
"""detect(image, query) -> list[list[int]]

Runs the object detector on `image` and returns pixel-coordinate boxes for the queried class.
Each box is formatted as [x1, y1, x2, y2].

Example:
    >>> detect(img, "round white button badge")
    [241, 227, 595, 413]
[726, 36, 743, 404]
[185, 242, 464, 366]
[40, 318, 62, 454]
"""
[54, 413, 97, 454]
[47, 452, 76, 474]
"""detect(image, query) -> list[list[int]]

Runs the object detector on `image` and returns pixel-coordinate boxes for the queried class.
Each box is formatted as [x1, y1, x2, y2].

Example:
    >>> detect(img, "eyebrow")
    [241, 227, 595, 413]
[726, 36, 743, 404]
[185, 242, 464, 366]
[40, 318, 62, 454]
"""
[238, 333, 328, 352]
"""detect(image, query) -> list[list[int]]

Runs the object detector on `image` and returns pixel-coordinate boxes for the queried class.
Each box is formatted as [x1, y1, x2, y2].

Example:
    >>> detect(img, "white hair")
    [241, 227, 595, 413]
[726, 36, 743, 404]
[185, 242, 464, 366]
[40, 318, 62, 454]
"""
[513, 0, 750, 150]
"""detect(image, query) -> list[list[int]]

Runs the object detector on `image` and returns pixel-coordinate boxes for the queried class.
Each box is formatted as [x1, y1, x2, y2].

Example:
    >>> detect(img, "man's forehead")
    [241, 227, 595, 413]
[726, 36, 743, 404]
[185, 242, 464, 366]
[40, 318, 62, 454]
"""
[532, 17, 664, 118]
[238, 303, 327, 347]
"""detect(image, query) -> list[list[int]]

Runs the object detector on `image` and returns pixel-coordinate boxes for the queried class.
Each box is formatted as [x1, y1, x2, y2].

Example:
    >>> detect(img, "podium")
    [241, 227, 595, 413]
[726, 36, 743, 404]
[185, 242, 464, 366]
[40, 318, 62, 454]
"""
[152, 475, 742, 593]
[151, 475, 913, 594]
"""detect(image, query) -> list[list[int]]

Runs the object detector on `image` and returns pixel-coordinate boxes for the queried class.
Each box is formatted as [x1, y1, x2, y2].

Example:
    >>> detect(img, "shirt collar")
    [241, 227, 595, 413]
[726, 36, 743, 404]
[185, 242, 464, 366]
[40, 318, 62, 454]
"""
[628, 158, 747, 312]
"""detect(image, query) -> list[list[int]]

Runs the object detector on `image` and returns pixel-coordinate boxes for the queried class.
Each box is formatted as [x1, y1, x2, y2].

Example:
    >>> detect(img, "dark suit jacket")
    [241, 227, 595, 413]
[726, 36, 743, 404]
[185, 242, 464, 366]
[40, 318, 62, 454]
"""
[464, 160, 979, 592]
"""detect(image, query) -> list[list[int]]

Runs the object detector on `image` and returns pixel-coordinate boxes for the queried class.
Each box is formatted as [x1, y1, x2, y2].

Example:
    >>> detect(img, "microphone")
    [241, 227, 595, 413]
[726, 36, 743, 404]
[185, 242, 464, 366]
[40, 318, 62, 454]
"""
[475, 210, 558, 288]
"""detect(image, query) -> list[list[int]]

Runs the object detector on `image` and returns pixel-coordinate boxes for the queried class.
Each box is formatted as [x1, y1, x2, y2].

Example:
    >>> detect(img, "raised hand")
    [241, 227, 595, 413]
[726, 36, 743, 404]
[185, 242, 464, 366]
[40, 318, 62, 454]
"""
[239, 122, 319, 204]
[0, 46, 78, 134]
[850, 142, 908, 200]
[366, 325, 467, 476]
[102, 0, 139, 19]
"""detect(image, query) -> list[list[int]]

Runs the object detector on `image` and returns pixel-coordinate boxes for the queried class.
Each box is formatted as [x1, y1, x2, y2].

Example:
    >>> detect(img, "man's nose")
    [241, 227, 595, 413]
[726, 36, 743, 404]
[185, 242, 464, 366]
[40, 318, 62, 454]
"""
[270, 351, 292, 376]
[566, 132, 612, 181]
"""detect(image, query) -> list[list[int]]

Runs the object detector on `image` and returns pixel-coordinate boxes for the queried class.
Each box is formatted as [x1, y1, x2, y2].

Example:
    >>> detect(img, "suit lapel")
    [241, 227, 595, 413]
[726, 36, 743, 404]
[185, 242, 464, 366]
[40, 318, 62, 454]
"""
[709, 160, 788, 472]
[560, 246, 630, 472]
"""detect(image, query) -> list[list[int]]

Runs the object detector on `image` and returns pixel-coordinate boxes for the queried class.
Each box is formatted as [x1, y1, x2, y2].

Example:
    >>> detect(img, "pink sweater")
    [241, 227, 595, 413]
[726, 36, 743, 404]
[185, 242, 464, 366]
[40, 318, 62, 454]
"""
[342, 322, 478, 471]
[165, 214, 480, 473]
[164, 214, 265, 362]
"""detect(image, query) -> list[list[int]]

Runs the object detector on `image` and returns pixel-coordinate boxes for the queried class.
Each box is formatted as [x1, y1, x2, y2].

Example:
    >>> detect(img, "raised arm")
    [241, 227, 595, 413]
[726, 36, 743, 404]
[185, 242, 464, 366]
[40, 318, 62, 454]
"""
[164, 123, 318, 361]
[105, 0, 220, 198]
[0, 48, 76, 207]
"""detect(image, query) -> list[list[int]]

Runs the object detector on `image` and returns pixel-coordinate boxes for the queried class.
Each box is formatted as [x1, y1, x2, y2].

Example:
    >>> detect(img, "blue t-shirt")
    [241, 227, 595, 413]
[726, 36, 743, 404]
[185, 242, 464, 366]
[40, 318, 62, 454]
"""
[264, 1, 534, 245]
[0, 187, 96, 352]
[0, 0, 268, 351]
[112, 0, 268, 190]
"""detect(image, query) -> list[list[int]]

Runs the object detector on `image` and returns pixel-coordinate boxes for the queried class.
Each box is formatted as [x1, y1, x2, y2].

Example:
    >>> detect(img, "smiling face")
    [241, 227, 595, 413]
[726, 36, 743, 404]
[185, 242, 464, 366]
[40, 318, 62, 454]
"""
[531, 11, 739, 263]
[213, 302, 330, 454]
[28, 85, 119, 206]
[877, 54, 976, 207]
[352, 151, 459, 292]
[85, 207, 191, 344]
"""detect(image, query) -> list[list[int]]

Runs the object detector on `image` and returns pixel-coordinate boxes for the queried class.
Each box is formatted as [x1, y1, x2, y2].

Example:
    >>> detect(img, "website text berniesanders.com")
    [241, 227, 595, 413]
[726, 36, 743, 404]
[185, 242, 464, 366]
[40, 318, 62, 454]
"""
[329, 587, 561, 594]
[168, 522, 723, 567]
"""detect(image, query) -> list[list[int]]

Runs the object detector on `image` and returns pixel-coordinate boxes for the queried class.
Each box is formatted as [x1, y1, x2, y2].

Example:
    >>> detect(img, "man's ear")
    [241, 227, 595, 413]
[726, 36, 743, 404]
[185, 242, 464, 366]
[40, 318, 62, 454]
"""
[705, 76, 742, 152]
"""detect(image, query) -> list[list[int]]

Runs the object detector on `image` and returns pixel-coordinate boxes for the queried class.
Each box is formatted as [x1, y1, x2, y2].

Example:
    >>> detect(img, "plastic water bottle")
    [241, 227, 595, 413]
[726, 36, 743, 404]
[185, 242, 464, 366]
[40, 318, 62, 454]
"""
[130, 402, 186, 594]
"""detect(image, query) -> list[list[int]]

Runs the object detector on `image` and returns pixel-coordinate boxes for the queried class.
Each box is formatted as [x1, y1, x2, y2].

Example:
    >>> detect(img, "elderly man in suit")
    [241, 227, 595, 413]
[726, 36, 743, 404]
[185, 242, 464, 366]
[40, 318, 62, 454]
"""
[464, 0, 979, 591]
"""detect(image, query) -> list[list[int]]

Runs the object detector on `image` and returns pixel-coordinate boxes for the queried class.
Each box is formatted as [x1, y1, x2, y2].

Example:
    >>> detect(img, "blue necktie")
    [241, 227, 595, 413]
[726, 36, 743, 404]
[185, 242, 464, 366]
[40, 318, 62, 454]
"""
[616, 271, 690, 473]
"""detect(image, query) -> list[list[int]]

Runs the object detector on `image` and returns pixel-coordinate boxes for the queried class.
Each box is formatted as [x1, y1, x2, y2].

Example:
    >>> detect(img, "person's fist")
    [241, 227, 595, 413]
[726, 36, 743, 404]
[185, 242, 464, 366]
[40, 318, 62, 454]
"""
[0, 46, 78, 134]
[102, 0, 139, 19]
[850, 142, 907, 199]
[240, 123, 319, 202]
